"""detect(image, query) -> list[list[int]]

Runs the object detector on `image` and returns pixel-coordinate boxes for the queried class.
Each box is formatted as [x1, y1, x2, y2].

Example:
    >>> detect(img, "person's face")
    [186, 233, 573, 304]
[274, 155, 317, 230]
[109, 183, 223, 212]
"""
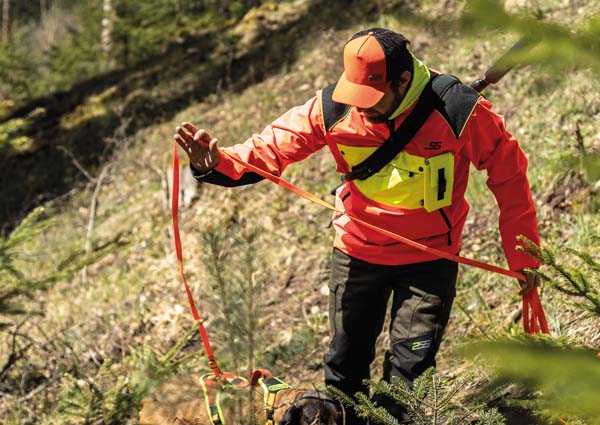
[357, 70, 412, 123]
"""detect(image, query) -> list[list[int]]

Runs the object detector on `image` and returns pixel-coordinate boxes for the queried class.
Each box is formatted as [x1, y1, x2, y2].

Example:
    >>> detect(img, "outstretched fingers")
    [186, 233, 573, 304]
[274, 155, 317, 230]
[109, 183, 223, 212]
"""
[207, 137, 218, 151]
[173, 122, 220, 171]
[182, 122, 198, 135]
[173, 126, 194, 153]
[180, 122, 214, 148]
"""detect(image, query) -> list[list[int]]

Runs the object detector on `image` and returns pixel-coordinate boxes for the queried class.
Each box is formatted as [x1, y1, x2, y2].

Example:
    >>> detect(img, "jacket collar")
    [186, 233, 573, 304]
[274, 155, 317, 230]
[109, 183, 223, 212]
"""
[389, 53, 430, 120]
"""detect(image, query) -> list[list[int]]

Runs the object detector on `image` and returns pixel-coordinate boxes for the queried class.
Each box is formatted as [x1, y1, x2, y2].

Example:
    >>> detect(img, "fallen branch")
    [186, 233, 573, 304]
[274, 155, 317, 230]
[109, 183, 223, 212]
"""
[82, 164, 110, 284]
[0, 318, 32, 383]
[57, 146, 97, 184]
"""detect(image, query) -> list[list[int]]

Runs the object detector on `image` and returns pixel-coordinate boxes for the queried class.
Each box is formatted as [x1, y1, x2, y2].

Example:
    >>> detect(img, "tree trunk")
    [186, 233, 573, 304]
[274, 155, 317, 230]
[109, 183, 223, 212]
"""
[40, 0, 47, 21]
[101, 0, 114, 69]
[2, 0, 9, 46]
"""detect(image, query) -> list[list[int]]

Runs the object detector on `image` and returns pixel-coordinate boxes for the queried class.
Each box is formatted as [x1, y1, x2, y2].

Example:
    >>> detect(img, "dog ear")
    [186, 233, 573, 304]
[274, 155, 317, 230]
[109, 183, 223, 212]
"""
[278, 403, 302, 425]
[304, 390, 343, 424]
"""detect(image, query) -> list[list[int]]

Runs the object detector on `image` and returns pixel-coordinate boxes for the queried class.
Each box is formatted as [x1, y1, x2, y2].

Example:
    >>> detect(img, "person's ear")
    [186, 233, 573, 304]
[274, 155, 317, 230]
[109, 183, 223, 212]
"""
[400, 70, 412, 86]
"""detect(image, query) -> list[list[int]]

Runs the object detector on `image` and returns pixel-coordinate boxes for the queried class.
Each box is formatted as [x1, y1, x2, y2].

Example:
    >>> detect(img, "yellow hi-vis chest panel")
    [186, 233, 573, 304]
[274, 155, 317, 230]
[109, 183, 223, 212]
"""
[338, 144, 454, 211]
[423, 152, 454, 212]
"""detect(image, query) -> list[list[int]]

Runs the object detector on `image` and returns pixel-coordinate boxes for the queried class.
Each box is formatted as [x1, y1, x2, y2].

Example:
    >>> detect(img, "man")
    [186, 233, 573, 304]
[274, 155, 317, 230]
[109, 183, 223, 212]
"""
[174, 28, 541, 424]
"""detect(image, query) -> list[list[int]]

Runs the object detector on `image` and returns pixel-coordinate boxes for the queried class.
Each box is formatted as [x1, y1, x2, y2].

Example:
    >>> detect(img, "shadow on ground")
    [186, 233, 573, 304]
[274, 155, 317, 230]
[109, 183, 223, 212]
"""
[0, 0, 391, 234]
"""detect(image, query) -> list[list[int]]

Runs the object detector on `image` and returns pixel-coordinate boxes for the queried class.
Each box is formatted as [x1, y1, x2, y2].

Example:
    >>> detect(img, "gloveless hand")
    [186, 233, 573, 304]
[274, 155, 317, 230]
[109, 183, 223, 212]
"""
[517, 268, 541, 295]
[174, 122, 220, 172]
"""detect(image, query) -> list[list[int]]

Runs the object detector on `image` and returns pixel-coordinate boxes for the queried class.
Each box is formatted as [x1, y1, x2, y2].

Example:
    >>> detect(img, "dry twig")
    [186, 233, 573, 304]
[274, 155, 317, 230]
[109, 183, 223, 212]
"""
[82, 164, 110, 284]
[57, 146, 97, 184]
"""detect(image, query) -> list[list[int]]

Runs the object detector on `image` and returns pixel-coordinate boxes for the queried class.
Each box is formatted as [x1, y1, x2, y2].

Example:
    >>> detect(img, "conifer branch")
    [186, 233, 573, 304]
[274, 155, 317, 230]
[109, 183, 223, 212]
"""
[330, 370, 503, 425]
[205, 229, 240, 370]
[517, 235, 600, 314]
[354, 392, 400, 425]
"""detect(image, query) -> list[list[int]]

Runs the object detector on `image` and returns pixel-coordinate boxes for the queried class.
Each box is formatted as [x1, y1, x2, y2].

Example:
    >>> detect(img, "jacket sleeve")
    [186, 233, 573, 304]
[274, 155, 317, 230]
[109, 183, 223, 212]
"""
[462, 98, 541, 271]
[202, 95, 327, 183]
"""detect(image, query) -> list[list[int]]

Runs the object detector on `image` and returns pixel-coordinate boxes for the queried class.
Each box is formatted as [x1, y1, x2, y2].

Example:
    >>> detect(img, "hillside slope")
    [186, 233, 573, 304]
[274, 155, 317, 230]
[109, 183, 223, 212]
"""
[1, 1, 599, 424]
[0, 0, 361, 231]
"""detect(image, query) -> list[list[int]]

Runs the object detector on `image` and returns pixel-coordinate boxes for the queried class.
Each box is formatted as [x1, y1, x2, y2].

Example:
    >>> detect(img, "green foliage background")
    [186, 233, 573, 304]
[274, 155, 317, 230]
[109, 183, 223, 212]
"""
[0, 0, 260, 105]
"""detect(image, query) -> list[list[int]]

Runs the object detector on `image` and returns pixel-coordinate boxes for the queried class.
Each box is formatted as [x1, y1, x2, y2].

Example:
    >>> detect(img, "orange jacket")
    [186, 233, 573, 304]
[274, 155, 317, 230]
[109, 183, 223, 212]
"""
[206, 85, 540, 271]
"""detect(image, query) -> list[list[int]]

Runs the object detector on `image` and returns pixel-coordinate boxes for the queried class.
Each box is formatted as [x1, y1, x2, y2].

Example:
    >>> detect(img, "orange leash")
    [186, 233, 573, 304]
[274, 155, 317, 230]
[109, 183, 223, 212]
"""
[523, 289, 549, 334]
[222, 152, 549, 335]
[172, 143, 223, 377]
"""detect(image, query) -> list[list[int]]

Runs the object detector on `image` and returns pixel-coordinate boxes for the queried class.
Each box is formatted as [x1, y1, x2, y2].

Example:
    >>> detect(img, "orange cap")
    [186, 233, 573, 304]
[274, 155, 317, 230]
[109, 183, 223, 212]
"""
[332, 31, 390, 108]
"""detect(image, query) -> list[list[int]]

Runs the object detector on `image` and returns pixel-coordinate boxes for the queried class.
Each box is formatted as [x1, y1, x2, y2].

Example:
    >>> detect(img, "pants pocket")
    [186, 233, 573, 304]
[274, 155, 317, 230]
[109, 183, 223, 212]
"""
[328, 280, 343, 338]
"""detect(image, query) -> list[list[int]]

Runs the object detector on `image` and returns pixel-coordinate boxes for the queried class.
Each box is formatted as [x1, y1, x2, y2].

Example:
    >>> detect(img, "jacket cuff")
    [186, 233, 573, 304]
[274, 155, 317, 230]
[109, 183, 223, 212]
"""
[504, 234, 543, 271]
[190, 165, 214, 180]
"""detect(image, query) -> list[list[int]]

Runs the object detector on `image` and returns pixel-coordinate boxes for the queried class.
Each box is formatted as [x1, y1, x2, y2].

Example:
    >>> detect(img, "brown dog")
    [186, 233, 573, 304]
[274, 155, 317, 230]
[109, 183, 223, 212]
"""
[139, 374, 343, 425]
[276, 389, 342, 425]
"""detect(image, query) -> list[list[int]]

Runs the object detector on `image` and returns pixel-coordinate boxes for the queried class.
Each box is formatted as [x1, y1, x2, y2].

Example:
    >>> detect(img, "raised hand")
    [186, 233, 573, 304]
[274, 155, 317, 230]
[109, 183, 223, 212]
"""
[174, 122, 220, 173]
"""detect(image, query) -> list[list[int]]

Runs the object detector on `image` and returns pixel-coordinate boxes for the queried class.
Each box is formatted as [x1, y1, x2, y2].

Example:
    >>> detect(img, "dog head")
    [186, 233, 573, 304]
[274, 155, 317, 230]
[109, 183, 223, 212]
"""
[278, 390, 343, 425]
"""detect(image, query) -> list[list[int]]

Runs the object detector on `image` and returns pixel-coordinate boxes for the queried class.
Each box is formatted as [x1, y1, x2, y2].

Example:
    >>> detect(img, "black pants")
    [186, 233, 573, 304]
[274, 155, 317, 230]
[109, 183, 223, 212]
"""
[324, 248, 458, 425]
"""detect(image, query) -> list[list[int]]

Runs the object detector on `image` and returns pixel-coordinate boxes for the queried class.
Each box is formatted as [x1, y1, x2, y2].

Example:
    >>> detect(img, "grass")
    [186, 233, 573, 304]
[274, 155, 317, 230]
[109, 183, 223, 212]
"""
[1, 0, 599, 423]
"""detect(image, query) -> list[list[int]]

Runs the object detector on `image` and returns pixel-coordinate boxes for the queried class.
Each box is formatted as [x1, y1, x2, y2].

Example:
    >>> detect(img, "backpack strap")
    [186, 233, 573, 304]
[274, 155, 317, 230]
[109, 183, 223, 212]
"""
[432, 74, 481, 138]
[321, 83, 352, 132]
[321, 72, 479, 182]
[342, 74, 441, 181]
[342, 72, 460, 181]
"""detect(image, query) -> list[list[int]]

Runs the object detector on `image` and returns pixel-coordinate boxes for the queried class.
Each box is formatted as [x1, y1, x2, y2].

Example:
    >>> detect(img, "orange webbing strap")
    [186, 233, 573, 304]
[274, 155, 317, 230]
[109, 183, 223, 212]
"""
[224, 152, 550, 335]
[523, 287, 550, 334]
[172, 143, 223, 376]
[200, 372, 249, 425]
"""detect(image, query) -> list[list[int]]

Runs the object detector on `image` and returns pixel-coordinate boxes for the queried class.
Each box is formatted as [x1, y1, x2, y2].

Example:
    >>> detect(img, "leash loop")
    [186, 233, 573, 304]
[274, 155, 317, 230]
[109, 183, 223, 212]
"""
[200, 372, 249, 425]
[223, 152, 550, 335]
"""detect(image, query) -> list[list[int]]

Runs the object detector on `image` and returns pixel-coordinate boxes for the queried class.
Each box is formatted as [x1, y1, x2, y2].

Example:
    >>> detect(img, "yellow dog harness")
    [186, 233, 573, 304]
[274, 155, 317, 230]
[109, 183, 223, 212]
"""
[200, 370, 292, 425]
[258, 375, 292, 425]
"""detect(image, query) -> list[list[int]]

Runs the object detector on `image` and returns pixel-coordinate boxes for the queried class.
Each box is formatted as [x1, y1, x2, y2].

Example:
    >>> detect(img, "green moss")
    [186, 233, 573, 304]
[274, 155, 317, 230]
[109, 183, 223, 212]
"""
[60, 100, 109, 130]
[0, 107, 46, 153]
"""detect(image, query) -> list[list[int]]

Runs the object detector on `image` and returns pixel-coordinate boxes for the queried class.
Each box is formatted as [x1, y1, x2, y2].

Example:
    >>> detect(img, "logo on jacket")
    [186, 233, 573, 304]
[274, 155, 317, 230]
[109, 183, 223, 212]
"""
[424, 141, 442, 150]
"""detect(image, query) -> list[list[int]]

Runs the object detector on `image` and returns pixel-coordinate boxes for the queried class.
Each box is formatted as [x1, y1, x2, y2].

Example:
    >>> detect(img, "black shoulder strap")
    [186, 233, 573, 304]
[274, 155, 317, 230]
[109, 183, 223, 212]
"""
[321, 83, 352, 132]
[433, 75, 480, 138]
[432, 73, 460, 98]
[343, 73, 456, 181]
[342, 73, 439, 181]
